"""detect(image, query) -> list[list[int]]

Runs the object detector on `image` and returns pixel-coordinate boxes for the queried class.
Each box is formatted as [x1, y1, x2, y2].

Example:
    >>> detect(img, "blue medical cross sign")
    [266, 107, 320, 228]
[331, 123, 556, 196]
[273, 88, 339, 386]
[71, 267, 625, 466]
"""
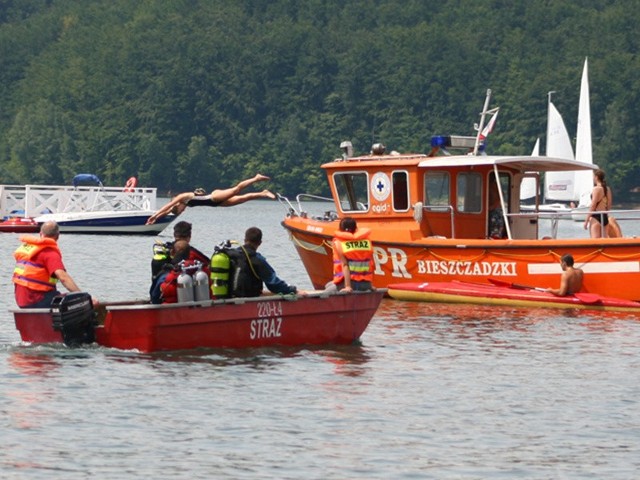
[371, 172, 390, 201]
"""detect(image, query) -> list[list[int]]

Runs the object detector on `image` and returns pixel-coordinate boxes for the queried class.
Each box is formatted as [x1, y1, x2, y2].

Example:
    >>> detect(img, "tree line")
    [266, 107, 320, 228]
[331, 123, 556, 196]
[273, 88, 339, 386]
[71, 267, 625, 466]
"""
[1, 0, 639, 201]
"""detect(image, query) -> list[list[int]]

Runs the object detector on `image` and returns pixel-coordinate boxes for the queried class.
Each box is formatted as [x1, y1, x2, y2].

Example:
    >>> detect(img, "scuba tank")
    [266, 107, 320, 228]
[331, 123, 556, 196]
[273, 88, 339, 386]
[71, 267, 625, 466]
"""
[152, 240, 170, 262]
[176, 263, 195, 303]
[210, 240, 232, 298]
[193, 262, 210, 302]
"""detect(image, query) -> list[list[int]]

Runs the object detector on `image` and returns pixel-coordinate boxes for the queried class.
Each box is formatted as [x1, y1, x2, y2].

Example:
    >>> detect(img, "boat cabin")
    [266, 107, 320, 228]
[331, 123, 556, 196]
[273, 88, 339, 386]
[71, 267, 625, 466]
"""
[324, 137, 596, 241]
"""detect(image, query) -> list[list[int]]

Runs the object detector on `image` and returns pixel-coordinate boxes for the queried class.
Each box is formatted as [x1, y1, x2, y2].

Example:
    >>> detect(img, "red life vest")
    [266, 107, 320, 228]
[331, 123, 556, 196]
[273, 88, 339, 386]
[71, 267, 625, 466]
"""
[332, 228, 373, 284]
[160, 269, 181, 304]
[160, 259, 202, 304]
[13, 235, 61, 292]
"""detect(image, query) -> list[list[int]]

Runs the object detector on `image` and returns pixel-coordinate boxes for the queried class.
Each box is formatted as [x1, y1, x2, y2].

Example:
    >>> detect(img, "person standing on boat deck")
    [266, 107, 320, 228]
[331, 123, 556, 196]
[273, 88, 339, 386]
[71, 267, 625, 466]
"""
[13, 221, 91, 308]
[150, 220, 210, 303]
[231, 227, 298, 297]
[488, 174, 507, 239]
[584, 169, 613, 238]
[327, 217, 374, 293]
[545, 254, 584, 296]
[145, 174, 276, 224]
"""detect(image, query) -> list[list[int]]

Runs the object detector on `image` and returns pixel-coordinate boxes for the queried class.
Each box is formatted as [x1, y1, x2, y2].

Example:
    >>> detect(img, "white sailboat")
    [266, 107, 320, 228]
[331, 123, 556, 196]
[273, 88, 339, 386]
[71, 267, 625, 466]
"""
[521, 93, 575, 215]
[523, 58, 593, 217]
[521, 138, 540, 200]
[572, 58, 594, 220]
[519, 138, 539, 207]
[543, 93, 576, 202]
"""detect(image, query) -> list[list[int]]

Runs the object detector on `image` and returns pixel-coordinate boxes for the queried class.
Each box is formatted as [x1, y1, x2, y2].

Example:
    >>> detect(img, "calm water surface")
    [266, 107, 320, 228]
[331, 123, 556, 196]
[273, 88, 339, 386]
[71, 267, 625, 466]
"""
[1, 201, 639, 479]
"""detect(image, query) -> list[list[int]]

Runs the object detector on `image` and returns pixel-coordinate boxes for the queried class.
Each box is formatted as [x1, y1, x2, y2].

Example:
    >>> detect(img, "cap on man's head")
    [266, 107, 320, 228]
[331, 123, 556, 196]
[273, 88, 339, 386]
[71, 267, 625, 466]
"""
[173, 221, 192, 239]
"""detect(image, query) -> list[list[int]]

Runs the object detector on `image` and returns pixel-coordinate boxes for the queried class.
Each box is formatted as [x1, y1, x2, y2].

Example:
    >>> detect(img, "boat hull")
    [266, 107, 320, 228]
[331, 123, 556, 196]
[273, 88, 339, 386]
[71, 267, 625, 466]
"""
[34, 211, 174, 235]
[13, 290, 385, 352]
[282, 217, 640, 302]
[0, 217, 39, 233]
[387, 281, 640, 312]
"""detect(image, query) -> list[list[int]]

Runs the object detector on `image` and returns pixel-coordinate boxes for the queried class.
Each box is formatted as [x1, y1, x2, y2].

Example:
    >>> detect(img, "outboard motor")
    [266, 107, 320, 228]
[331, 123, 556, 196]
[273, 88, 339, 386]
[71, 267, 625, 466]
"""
[51, 292, 96, 346]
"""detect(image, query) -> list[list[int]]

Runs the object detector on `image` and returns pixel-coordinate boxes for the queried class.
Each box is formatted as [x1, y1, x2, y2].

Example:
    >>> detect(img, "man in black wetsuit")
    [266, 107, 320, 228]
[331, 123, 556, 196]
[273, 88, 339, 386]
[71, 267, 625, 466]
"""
[230, 227, 298, 298]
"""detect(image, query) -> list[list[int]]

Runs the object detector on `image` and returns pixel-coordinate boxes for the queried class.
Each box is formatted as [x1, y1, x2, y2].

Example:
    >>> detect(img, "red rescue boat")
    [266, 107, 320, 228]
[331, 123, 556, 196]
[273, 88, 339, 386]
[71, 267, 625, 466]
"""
[0, 216, 39, 233]
[13, 290, 385, 352]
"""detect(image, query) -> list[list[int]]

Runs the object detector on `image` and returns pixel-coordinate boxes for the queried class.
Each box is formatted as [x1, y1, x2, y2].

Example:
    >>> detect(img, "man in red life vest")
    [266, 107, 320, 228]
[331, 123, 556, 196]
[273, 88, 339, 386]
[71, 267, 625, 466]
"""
[150, 220, 210, 303]
[159, 240, 192, 303]
[329, 217, 374, 292]
[13, 221, 88, 308]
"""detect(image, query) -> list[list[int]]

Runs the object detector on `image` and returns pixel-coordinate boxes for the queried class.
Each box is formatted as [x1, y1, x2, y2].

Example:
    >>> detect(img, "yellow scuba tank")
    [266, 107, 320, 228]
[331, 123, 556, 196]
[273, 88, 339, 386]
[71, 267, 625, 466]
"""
[210, 241, 232, 298]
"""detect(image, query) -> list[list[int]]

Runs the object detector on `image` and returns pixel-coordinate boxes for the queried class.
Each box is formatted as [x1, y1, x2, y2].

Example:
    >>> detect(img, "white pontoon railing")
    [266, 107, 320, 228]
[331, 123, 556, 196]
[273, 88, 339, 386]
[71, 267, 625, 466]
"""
[1, 184, 158, 218]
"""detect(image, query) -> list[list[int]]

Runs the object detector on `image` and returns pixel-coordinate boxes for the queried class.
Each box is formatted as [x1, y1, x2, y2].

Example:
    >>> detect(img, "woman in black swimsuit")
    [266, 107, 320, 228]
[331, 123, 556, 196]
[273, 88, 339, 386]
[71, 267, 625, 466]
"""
[146, 174, 275, 224]
[584, 169, 613, 238]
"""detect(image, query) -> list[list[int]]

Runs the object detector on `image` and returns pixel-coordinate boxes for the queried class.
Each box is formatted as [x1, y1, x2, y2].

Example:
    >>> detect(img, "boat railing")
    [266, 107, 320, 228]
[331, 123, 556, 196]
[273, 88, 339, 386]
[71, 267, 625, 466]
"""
[507, 208, 639, 239]
[0, 184, 29, 218]
[420, 204, 455, 238]
[23, 184, 157, 217]
[278, 193, 335, 220]
[104, 288, 387, 310]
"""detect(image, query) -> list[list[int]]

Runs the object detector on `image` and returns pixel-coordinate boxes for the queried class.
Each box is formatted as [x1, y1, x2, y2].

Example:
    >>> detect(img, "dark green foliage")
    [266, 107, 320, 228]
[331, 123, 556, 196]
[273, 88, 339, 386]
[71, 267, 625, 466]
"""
[0, 0, 639, 200]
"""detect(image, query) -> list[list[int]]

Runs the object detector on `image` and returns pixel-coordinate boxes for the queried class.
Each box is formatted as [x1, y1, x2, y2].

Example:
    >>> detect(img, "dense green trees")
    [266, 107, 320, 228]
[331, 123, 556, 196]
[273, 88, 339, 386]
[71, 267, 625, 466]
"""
[1, 0, 639, 200]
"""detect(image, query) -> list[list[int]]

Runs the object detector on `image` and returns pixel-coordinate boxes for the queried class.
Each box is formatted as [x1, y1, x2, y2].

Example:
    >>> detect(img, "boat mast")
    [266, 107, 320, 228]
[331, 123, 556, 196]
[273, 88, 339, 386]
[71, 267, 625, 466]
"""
[473, 89, 495, 156]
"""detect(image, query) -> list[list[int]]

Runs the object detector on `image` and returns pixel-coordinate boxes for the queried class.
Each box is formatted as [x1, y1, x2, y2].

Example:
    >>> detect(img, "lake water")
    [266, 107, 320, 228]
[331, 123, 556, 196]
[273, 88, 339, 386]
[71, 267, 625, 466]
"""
[1, 201, 639, 479]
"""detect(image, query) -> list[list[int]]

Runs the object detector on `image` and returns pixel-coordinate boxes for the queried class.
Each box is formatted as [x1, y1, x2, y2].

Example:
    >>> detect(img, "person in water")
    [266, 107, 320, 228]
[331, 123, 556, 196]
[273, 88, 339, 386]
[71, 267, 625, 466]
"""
[146, 174, 276, 224]
[545, 253, 584, 297]
[584, 169, 613, 238]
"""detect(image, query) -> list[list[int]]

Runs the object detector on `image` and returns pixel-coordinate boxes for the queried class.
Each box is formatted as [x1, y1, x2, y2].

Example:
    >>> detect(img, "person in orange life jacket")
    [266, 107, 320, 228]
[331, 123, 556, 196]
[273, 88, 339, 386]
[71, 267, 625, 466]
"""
[150, 221, 210, 303]
[145, 174, 276, 225]
[159, 240, 191, 304]
[13, 221, 92, 308]
[232, 227, 298, 297]
[328, 217, 373, 292]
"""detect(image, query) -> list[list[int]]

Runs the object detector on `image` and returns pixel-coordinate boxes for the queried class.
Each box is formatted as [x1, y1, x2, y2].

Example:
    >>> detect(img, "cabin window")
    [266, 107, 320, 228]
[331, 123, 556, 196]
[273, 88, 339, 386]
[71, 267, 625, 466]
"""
[392, 171, 409, 211]
[456, 172, 482, 213]
[333, 172, 369, 212]
[424, 171, 450, 210]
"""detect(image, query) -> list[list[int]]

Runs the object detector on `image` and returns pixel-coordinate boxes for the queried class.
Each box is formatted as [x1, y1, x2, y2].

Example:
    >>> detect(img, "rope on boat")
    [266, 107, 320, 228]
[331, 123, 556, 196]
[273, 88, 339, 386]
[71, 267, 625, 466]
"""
[287, 231, 333, 252]
[423, 247, 640, 265]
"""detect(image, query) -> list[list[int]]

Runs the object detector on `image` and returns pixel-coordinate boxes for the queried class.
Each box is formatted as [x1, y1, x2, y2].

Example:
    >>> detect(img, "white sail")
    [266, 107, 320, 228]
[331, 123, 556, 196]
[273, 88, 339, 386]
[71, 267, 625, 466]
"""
[574, 58, 593, 208]
[531, 137, 540, 157]
[544, 98, 576, 202]
[520, 138, 539, 201]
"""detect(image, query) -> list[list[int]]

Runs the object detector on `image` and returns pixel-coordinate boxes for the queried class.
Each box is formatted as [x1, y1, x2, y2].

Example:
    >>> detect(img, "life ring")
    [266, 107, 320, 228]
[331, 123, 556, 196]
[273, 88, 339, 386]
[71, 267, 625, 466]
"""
[124, 176, 138, 192]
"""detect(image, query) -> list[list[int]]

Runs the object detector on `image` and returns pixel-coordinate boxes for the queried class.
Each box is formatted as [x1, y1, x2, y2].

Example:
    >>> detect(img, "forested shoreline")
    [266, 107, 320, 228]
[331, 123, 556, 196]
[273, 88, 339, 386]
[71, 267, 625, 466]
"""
[1, 0, 639, 200]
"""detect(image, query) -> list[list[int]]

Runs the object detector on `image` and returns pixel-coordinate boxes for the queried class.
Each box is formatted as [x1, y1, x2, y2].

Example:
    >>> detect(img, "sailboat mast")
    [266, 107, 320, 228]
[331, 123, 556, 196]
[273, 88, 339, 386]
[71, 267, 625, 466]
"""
[546, 90, 555, 156]
[473, 89, 492, 156]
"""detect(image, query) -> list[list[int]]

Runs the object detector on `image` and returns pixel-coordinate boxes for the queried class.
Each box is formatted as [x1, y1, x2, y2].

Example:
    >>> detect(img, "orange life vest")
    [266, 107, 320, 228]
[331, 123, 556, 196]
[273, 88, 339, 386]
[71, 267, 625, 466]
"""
[332, 228, 373, 284]
[13, 235, 61, 292]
